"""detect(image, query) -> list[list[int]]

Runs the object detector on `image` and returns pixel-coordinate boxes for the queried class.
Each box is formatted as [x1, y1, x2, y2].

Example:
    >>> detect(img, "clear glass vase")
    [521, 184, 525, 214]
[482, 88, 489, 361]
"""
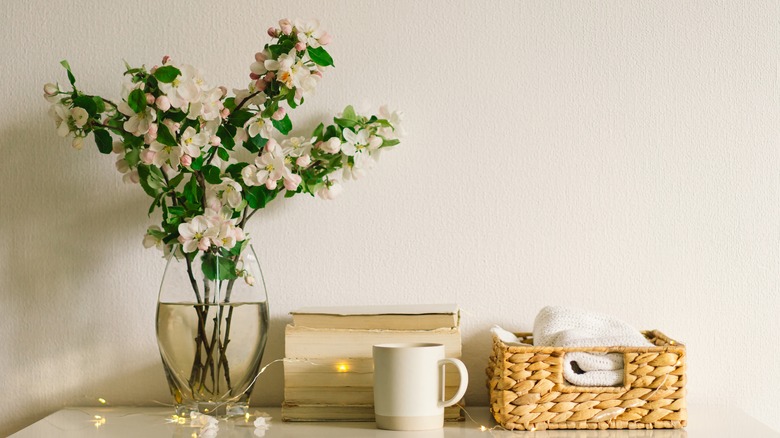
[156, 244, 269, 417]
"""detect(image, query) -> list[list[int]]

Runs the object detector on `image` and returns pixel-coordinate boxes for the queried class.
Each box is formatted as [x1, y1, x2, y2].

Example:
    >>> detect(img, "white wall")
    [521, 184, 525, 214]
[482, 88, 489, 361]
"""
[1, 0, 778, 434]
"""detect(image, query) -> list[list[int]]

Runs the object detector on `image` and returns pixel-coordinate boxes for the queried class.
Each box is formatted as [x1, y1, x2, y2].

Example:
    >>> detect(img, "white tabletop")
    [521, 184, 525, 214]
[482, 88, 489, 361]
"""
[10, 406, 779, 437]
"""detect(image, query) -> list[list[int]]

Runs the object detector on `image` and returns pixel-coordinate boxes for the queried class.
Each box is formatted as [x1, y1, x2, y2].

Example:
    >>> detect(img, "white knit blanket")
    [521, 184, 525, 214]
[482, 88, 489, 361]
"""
[492, 306, 652, 387]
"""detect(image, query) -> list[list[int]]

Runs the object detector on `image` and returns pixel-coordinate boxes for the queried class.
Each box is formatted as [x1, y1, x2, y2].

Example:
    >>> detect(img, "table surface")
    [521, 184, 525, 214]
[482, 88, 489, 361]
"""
[10, 405, 779, 438]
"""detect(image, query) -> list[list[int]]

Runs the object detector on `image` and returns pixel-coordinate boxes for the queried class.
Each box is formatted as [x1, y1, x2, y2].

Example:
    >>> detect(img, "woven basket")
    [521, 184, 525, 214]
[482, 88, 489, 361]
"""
[486, 331, 686, 431]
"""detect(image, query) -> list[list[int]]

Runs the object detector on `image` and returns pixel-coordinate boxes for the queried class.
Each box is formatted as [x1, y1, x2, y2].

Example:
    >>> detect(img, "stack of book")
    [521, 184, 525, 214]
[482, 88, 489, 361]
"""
[281, 304, 464, 421]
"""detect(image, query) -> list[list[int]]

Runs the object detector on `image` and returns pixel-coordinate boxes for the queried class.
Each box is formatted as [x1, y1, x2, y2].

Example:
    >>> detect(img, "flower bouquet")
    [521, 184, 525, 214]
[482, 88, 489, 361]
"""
[43, 18, 403, 416]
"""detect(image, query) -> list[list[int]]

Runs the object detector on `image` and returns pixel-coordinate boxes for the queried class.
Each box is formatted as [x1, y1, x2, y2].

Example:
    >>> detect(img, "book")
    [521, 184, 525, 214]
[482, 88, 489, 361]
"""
[284, 385, 464, 405]
[284, 357, 461, 388]
[290, 304, 460, 330]
[284, 325, 462, 358]
[281, 403, 464, 422]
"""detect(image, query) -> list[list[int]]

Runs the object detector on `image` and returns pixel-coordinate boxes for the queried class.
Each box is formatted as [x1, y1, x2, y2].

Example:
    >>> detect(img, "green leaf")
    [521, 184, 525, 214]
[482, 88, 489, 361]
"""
[246, 135, 267, 153]
[217, 147, 230, 161]
[153, 65, 181, 83]
[226, 162, 248, 179]
[341, 105, 357, 121]
[229, 109, 254, 126]
[93, 129, 112, 154]
[190, 156, 204, 171]
[168, 172, 185, 189]
[73, 95, 98, 117]
[125, 148, 140, 167]
[272, 114, 292, 135]
[60, 60, 76, 86]
[334, 117, 358, 129]
[201, 252, 238, 281]
[217, 125, 235, 150]
[286, 91, 298, 109]
[312, 123, 324, 141]
[127, 88, 146, 113]
[245, 186, 278, 209]
[203, 165, 222, 184]
[93, 96, 106, 114]
[137, 164, 162, 197]
[307, 47, 334, 67]
[382, 138, 400, 147]
[323, 125, 341, 141]
[223, 97, 236, 111]
[183, 177, 202, 204]
[156, 123, 177, 147]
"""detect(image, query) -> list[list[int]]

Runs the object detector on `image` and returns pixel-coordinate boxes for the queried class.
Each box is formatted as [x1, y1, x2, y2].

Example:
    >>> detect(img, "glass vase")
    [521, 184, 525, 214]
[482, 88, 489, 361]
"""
[156, 244, 269, 417]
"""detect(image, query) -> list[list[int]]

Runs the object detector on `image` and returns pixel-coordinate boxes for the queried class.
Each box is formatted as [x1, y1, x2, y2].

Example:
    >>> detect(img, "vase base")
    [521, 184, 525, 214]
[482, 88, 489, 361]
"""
[174, 402, 249, 418]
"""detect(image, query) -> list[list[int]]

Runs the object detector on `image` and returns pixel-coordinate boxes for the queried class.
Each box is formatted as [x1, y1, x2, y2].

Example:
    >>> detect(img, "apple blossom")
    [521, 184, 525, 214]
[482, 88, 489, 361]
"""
[295, 19, 325, 48]
[149, 141, 182, 168]
[341, 128, 369, 156]
[320, 137, 342, 154]
[281, 136, 314, 157]
[179, 127, 207, 158]
[178, 216, 219, 253]
[46, 20, 404, 263]
[118, 102, 156, 137]
[245, 115, 274, 139]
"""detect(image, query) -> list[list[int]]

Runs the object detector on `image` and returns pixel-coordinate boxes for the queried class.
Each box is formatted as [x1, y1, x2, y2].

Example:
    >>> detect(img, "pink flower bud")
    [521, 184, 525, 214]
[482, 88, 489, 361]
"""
[264, 72, 275, 82]
[210, 135, 221, 146]
[140, 149, 156, 165]
[127, 170, 140, 184]
[318, 32, 332, 45]
[254, 79, 268, 91]
[312, 71, 323, 78]
[220, 108, 230, 118]
[295, 41, 306, 51]
[272, 108, 286, 121]
[43, 83, 58, 96]
[156, 95, 171, 111]
[296, 155, 311, 167]
[180, 154, 193, 167]
[150, 66, 157, 74]
[162, 55, 171, 65]
[218, 86, 228, 97]
[146, 93, 155, 105]
[72, 137, 84, 150]
[249, 72, 260, 80]
[320, 137, 341, 154]
[112, 141, 124, 154]
[265, 138, 280, 153]
[265, 178, 278, 190]
[267, 27, 278, 38]
[254, 52, 267, 63]
[284, 173, 302, 190]
[279, 19, 293, 35]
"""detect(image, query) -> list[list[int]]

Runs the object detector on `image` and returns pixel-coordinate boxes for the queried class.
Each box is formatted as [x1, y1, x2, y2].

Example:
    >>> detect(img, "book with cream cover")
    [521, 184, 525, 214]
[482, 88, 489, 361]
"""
[290, 303, 460, 330]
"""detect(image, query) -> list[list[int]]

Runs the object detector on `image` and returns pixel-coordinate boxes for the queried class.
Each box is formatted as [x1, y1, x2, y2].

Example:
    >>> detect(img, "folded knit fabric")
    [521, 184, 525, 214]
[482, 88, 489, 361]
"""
[533, 306, 653, 387]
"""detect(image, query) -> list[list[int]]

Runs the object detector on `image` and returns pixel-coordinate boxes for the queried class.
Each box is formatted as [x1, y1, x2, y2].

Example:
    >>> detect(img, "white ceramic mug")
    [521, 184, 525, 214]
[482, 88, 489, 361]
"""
[373, 343, 469, 431]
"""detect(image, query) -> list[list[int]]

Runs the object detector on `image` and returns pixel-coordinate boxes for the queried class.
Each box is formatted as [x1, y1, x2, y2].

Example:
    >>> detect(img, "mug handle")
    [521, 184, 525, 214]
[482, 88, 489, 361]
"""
[437, 358, 469, 408]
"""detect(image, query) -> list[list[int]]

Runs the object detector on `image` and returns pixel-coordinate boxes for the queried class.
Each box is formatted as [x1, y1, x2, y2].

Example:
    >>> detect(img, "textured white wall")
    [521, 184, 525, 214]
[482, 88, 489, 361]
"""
[1, 0, 778, 434]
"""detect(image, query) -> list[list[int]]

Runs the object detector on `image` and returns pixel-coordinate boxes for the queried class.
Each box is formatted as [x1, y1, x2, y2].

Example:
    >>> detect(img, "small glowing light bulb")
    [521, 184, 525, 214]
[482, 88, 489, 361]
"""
[191, 433, 197, 438]
[530, 426, 537, 431]
[480, 425, 487, 431]
[337, 363, 349, 372]
[94, 415, 102, 420]
[98, 398, 107, 404]
[245, 412, 251, 421]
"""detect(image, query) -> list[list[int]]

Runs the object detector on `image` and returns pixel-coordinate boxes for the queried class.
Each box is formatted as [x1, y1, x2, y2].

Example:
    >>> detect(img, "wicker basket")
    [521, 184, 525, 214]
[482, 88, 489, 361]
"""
[486, 331, 686, 431]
